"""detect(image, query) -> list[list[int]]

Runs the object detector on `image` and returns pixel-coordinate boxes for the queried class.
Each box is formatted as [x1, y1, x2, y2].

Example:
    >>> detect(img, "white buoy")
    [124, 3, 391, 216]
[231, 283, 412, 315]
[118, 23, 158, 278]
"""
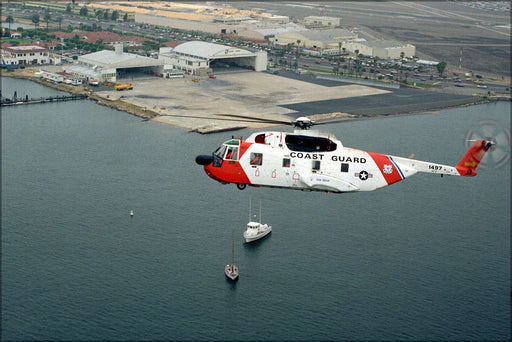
[130, 210, 134, 217]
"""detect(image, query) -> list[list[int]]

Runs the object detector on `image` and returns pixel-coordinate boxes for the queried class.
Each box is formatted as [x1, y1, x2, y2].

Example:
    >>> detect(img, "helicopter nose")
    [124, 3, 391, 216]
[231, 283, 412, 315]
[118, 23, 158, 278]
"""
[195, 154, 214, 166]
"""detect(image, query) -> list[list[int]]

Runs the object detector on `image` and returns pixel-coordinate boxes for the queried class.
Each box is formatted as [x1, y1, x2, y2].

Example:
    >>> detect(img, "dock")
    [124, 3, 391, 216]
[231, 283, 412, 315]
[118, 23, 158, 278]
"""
[1, 94, 88, 107]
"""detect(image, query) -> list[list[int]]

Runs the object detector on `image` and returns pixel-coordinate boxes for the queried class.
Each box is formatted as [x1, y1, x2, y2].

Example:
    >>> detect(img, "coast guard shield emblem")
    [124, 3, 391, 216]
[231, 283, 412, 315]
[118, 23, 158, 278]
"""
[383, 164, 393, 174]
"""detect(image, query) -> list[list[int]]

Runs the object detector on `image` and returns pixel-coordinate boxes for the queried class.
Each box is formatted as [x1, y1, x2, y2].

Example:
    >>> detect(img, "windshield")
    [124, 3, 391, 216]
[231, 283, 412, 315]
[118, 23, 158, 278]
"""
[213, 145, 226, 167]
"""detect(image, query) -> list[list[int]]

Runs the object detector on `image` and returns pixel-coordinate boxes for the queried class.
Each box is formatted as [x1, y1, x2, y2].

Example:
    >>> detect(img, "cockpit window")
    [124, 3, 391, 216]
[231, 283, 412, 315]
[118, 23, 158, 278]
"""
[213, 145, 226, 167]
[285, 135, 337, 152]
[225, 146, 238, 160]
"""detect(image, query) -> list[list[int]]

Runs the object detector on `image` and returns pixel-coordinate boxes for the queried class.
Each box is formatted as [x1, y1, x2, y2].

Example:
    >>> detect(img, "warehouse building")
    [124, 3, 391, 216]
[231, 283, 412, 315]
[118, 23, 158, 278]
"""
[64, 44, 165, 83]
[304, 16, 342, 28]
[270, 29, 357, 50]
[369, 40, 416, 59]
[158, 41, 267, 75]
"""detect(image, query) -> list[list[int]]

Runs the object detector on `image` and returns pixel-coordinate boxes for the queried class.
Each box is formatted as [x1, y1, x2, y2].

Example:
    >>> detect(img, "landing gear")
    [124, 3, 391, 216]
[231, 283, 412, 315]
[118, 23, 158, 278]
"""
[237, 183, 247, 190]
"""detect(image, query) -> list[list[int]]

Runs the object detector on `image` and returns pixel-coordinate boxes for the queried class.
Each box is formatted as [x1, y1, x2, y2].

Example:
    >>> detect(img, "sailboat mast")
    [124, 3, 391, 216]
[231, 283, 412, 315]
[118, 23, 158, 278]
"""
[231, 229, 235, 266]
[259, 200, 262, 222]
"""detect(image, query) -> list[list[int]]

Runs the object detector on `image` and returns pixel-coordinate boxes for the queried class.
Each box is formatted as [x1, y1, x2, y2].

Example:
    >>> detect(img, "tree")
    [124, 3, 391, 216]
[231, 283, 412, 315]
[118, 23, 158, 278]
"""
[56, 17, 63, 31]
[79, 6, 88, 16]
[44, 11, 51, 32]
[103, 9, 109, 20]
[123, 13, 128, 22]
[6, 15, 14, 31]
[436, 61, 447, 75]
[66, 3, 72, 13]
[295, 39, 301, 59]
[111, 10, 119, 21]
[31, 14, 40, 30]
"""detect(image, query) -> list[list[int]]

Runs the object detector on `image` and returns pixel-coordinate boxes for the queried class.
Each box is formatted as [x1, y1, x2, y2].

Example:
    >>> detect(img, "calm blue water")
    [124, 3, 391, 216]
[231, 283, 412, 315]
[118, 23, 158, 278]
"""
[1, 77, 510, 341]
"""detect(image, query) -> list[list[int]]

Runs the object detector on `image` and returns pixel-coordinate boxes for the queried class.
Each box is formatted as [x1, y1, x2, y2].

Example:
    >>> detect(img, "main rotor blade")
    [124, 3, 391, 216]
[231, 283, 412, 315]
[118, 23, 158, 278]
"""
[157, 114, 280, 123]
[215, 114, 292, 125]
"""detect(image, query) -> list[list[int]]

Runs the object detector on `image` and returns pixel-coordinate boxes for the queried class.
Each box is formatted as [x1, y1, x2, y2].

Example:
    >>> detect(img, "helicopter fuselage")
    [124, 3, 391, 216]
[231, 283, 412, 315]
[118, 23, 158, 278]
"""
[196, 130, 490, 193]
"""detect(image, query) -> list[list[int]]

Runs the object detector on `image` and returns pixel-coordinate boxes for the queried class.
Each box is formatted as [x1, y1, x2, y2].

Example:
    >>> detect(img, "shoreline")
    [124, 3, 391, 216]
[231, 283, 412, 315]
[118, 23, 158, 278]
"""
[2, 68, 507, 134]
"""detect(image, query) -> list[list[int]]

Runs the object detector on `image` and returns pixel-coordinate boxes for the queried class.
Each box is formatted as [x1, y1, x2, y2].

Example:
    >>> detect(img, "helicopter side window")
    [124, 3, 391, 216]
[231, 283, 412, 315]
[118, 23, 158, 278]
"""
[282, 158, 290, 168]
[250, 152, 263, 165]
[312, 160, 321, 171]
[225, 146, 239, 161]
[255, 134, 265, 144]
[340, 163, 349, 172]
[285, 135, 337, 152]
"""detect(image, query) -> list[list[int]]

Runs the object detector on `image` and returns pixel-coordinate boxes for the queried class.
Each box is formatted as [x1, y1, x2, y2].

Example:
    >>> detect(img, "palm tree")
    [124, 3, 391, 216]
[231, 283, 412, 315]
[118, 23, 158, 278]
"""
[31, 14, 40, 30]
[56, 17, 63, 31]
[44, 11, 51, 32]
[6, 15, 14, 31]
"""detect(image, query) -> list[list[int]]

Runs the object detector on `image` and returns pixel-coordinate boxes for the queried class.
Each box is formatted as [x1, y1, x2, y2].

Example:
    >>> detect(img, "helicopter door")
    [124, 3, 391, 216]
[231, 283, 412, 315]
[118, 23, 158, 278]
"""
[282, 157, 301, 188]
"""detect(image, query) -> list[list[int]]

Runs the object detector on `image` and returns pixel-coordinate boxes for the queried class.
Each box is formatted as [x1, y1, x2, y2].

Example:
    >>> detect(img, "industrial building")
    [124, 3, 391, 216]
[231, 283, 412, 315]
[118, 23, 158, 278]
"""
[64, 44, 164, 83]
[61, 41, 267, 83]
[158, 41, 267, 75]
[304, 16, 342, 28]
[270, 29, 357, 50]
[367, 40, 416, 59]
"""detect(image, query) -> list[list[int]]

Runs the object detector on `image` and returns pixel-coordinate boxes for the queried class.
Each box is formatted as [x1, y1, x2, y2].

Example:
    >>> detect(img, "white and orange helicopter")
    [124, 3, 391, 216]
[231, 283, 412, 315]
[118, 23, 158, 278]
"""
[195, 116, 497, 193]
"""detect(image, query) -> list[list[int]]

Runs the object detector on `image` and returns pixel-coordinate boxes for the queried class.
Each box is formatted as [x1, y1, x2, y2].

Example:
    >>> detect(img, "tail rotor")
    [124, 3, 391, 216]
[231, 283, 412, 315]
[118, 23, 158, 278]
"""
[464, 119, 510, 169]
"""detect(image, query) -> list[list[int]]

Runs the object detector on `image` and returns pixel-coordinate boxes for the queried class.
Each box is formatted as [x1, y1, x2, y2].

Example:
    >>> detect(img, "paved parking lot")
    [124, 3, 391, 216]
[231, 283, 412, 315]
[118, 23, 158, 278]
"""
[95, 72, 391, 132]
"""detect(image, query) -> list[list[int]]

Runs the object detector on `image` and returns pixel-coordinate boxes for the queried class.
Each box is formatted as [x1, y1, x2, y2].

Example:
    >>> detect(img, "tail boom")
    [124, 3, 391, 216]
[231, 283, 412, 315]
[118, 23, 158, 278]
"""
[389, 140, 492, 178]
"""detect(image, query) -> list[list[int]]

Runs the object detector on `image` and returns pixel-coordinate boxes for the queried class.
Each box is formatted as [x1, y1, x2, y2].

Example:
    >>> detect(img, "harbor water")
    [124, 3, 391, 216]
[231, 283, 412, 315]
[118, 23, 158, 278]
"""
[1, 77, 510, 340]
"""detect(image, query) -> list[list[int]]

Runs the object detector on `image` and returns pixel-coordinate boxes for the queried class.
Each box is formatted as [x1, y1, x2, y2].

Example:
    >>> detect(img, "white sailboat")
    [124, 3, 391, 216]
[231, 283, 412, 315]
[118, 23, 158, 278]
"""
[243, 199, 272, 243]
[225, 229, 239, 281]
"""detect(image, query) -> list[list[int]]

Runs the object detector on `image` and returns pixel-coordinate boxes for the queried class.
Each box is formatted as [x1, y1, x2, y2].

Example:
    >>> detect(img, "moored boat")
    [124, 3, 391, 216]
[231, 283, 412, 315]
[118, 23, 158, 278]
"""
[243, 199, 272, 243]
[243, 221, 272, 243]
[225, 229, 238, 281]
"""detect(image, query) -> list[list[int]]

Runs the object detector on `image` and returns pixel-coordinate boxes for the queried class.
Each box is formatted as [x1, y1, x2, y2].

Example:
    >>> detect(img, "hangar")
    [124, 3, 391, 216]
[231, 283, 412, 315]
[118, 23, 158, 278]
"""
[64, 44, 166, 83]
[158, 41, 267, 75]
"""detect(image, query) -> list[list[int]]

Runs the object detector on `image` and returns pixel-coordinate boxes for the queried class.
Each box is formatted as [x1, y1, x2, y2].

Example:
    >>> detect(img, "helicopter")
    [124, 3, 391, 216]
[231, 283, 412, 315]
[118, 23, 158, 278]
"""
[195, 116, 495, 193]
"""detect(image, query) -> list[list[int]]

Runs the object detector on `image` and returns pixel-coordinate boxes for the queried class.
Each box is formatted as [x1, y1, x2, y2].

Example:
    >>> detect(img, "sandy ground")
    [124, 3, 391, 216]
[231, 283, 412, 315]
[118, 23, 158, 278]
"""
[94, 72, 390, 133]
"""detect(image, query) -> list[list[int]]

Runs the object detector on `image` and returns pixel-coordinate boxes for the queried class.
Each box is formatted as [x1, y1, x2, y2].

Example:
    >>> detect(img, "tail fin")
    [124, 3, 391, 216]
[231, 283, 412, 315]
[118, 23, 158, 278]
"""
[455, 140, 494, 176]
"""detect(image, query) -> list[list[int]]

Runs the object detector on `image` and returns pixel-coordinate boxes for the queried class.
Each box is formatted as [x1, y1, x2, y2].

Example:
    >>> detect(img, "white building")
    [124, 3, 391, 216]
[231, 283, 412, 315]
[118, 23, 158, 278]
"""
[270, 29, 357, 50]
[64, 44, 163, 83]
[304, 16, 342, 28]
[159, 41, 267, 75]
[368, 40, 416, 59]
[1, 45, 50, 65]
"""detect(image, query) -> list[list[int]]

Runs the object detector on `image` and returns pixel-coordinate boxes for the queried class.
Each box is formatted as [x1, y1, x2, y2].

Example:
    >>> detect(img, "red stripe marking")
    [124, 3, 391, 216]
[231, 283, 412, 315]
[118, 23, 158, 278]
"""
[367, 152, 403, 185]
